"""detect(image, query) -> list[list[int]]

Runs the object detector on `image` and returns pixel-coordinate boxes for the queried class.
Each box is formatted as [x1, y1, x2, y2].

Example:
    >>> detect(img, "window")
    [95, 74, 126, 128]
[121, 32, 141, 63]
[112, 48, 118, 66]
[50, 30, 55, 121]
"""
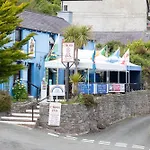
[64, 5, 68, 11]
[15, 29, 22, 41]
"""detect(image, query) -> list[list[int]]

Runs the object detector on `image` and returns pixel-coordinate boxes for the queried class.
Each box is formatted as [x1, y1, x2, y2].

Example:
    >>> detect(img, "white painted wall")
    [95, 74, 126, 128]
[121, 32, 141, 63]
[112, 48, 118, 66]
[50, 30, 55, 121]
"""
[63, 0, 147, 32]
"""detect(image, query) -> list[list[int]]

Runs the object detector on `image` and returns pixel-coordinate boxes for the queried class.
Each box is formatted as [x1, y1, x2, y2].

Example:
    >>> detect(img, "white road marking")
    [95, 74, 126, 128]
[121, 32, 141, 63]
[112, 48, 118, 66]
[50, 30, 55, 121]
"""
[64, 136, 77, 140]
[48, 133, 59, 137]
[115, 142, 127, 148]
[132, 144, 145, 149]
[81, 139, 94, 143]
[98, 141, 111, 145]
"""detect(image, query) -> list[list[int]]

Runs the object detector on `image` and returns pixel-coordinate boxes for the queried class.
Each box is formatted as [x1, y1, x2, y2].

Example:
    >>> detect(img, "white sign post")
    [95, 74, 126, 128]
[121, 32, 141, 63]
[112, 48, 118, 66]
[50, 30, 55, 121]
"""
[61, 43, 74, 101]
[41, 79, 47, 100]
[48, 102, 61, 126]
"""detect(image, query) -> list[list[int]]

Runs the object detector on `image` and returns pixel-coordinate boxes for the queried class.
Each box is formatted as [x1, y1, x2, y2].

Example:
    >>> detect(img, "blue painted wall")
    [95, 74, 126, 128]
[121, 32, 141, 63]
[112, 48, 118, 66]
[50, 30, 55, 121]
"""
[83, 41, 95, 50]
[21, 29, 50, 97]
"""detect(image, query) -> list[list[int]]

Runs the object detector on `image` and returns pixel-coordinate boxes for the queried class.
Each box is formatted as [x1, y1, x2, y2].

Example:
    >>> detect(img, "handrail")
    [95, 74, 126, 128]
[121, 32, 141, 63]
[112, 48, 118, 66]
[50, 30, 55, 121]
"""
[19, 80, 41, 122]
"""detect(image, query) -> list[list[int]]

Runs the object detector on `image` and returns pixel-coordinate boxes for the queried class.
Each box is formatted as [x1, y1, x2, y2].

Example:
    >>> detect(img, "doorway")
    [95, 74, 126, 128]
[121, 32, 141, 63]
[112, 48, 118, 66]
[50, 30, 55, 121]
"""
[28, 63, 32, 95]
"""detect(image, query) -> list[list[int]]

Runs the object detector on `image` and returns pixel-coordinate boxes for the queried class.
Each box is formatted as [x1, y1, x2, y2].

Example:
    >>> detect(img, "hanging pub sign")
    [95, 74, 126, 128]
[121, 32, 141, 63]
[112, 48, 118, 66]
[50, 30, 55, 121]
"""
[28, 37, 36, 57]
[61, 42, 74, 63]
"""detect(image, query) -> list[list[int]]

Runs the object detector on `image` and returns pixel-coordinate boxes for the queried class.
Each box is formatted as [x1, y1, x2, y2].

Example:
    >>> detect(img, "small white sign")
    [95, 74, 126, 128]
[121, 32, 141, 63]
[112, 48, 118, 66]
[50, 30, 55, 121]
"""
[41, 79, 47, 99]
[48, 102, 61, 126]
[62, 42, 74, 63]
[28, 37, 36, 57]
[49, 85, 65, 96]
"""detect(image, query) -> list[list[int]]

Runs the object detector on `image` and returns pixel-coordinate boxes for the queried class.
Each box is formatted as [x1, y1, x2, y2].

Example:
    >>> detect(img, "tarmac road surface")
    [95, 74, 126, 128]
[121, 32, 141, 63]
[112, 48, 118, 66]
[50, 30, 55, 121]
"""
[0, 115, 150, 150]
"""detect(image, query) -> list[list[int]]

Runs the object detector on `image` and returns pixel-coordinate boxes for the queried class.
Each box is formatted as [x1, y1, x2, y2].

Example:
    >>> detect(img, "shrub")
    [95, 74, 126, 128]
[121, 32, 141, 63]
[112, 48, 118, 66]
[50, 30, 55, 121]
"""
[0, 90, 11, 112]
[78, 94, 97, 107]
[12, 79, 28, 102]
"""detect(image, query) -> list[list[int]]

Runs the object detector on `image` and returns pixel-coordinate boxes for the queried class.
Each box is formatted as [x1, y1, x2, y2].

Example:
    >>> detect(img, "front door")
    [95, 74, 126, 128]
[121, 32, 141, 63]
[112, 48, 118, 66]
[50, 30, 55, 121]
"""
[28, 63, 32, 95]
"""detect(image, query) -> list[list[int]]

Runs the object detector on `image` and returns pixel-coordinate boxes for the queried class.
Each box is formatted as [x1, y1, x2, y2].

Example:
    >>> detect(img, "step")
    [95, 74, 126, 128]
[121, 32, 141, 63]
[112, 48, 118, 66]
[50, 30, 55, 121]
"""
[26, 109, 40, 113]
[0, 121, 36, 125]
[1, 116, 37, 121]
[11, 113, 40, 117]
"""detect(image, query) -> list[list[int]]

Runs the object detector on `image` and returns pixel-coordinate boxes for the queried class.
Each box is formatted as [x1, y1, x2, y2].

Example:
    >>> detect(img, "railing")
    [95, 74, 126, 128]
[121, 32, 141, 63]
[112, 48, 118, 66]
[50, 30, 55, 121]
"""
[125, 83, 144, 92]
[18, 80, 41, 122]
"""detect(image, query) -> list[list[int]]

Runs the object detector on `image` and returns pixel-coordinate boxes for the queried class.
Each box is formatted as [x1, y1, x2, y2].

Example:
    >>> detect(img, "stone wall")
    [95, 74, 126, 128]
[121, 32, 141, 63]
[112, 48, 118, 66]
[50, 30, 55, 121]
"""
[38, 90, 150, 135]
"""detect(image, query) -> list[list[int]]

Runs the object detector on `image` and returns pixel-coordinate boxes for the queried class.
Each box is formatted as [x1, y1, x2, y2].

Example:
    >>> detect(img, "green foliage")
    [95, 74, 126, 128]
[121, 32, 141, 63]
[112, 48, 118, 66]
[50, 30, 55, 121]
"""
[80, 94, 97, 107]
[0, 90, 11, 112]
[96, 43, 102, 49]
[61, 94, 97, 108]
[0, 0, 35, 83]
[127, 40, 150, 87]
[18, 0, 61, 16]
[70, 73, 83, 95]
[12, 79, 28, 102]
[70, 73, 83, 84]
[105, 40, 125, 55]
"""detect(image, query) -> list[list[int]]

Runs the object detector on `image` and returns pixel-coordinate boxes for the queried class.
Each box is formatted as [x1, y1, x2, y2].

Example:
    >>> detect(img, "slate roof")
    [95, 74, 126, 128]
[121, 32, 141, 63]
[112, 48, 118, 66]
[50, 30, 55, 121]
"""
[92, 31, 150, 44]
[19, 11, 70, 34]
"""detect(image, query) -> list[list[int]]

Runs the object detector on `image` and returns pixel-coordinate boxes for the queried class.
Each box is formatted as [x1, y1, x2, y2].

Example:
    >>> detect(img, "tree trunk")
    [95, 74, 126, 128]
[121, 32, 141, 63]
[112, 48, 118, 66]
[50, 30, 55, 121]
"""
[74, 48, 78, 74]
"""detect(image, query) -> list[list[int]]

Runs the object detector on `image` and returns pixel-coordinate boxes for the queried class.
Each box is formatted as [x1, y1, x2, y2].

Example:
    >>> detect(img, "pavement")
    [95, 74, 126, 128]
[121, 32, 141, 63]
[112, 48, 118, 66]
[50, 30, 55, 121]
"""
[0, 114, 150, 150]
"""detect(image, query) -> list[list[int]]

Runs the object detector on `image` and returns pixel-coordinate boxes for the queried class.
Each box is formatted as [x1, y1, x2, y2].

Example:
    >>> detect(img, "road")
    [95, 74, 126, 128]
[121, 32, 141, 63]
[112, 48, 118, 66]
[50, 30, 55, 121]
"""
[0, 115, 150, 150]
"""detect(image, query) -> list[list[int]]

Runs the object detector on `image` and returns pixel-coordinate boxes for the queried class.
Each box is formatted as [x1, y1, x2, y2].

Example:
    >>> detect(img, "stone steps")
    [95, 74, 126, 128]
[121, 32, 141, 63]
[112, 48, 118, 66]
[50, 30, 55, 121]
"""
[26, 109, 39, 113]
[11, 113, 39, 117]
[1, 116, 38, 121]
[0, 121, 36, 125]
[0, 105, 40, 127]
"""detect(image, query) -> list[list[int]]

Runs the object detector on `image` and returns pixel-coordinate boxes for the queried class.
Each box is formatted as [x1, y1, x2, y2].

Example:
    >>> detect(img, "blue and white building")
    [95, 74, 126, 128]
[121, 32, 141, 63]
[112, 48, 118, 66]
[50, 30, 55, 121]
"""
[0, 11, 95, 98]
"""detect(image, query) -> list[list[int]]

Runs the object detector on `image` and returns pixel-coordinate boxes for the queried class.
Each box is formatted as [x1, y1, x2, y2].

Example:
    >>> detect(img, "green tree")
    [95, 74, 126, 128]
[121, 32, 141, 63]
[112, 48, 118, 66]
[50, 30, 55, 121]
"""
[63, 25, 92, 73]
[127, 40, 150, 88]
[0, 0, 35, 83]
[18, 0, 61, 16]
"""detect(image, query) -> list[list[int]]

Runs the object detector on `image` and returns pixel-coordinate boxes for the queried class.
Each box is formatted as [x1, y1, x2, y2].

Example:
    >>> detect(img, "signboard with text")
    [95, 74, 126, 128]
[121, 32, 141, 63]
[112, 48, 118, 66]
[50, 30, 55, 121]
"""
[97, 84, 108, 94]
[108, 84, 125, 93]
[48, 102, 61, 126]
[78, 83, 94, 94]
[49, 85, 65, 96]
[61, 42, 74, 63]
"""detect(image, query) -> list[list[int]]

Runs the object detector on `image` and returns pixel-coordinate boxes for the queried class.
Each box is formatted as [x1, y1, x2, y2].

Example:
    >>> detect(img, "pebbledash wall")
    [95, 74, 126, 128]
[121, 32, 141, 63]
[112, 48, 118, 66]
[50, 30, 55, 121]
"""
[38, 90, 150, 135]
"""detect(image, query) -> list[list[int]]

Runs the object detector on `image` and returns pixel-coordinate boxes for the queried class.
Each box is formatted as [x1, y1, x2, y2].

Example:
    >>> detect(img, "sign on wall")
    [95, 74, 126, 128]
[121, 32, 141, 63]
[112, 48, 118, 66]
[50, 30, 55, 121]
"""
[48, 102, 61, 126]
[61, 42, 74, 63]
[78, 83, 94, 94]
[28, 37, 36, 57]
[108, 84, 125, 93]
[49, 85, 65, 96]
[97, 84, 108, 94]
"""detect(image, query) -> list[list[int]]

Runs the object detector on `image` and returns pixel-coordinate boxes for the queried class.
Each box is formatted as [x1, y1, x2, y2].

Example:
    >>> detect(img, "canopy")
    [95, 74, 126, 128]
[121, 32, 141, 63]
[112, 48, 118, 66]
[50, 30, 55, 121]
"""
[45, 49, 141, 71]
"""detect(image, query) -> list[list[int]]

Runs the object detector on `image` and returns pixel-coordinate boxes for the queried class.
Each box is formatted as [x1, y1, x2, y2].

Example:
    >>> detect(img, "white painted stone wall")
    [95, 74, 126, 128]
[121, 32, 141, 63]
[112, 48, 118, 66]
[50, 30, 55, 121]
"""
[62, 0, 147, 32]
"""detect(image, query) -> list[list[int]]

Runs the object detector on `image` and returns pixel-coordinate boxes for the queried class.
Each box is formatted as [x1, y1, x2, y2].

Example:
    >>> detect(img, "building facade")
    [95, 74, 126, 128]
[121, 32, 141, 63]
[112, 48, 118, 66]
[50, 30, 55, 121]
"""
[62, 0, 147, 32]
[0, 11, 69, 97]
[0, 11, 94, 98]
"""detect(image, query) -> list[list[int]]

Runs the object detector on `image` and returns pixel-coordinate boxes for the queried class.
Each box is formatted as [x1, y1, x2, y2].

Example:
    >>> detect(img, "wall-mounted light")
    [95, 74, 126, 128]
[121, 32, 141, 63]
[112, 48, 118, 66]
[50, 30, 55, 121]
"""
[24, 62, 29, 68]
[36, 63, 41, 70]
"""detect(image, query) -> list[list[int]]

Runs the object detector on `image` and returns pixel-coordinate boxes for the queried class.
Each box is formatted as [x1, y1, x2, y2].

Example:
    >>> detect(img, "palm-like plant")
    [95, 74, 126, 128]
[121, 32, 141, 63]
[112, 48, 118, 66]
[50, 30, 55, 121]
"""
[63, 25, 92, 73]
[70, 73, 83, 95]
